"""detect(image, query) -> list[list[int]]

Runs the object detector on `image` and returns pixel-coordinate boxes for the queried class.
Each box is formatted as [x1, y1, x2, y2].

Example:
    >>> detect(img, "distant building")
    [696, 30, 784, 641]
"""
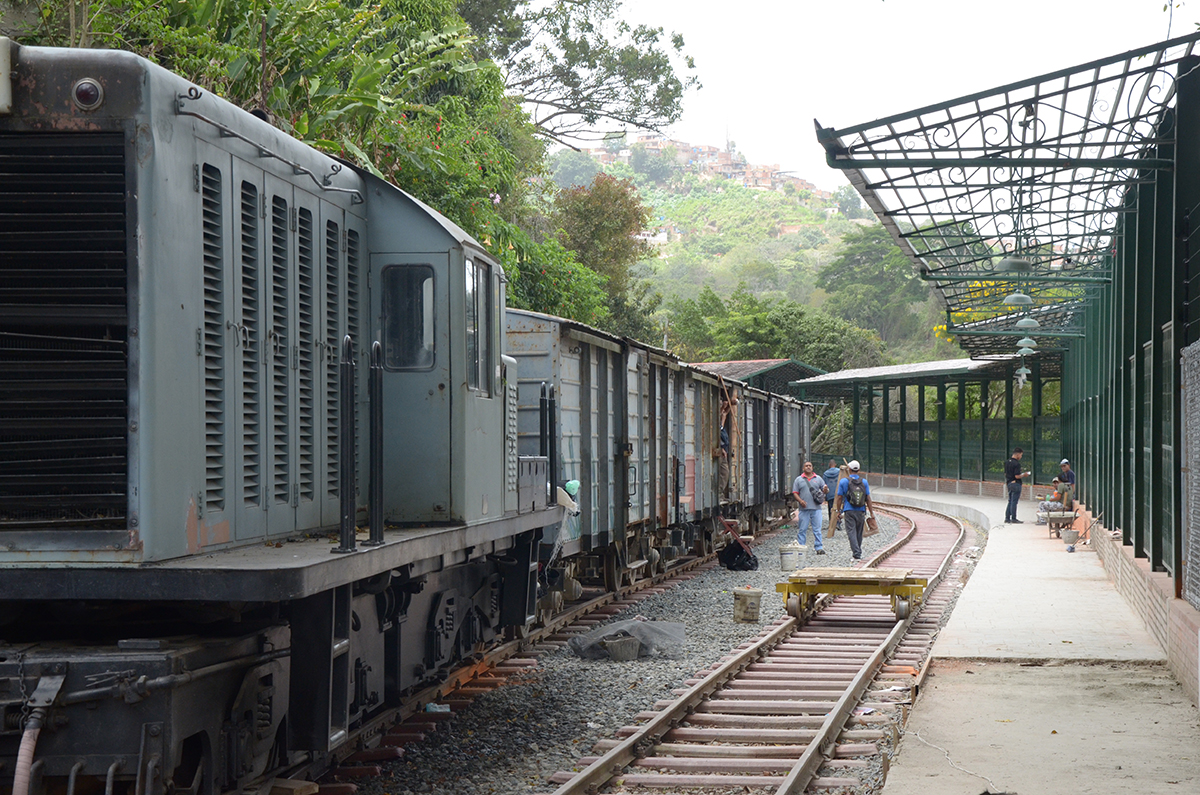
[577, 135, 833, 199]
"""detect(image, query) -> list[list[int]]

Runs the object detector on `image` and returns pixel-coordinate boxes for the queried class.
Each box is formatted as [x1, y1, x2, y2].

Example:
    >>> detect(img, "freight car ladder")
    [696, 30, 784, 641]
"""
[291, 584, 353, 751]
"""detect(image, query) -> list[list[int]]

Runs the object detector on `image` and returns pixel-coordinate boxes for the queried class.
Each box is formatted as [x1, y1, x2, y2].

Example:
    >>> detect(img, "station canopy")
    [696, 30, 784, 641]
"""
[691, 359, 825, 397]
[788, 356, 1050, 398]
[815, 32, 1200, 362]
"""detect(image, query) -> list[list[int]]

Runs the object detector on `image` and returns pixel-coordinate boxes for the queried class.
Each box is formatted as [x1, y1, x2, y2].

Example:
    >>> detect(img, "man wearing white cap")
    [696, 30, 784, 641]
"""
[1059, 459, 1076, 488]
[834, 460, 875, 560]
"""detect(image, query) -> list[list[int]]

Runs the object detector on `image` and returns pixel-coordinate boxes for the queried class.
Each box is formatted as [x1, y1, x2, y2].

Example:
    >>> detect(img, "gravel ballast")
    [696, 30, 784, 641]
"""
[379, 512, 904, 795]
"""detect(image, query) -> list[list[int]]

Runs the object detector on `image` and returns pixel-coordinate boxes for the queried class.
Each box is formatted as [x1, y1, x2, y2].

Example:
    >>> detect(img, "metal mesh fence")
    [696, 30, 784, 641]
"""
[1181, 341, 1200, 611]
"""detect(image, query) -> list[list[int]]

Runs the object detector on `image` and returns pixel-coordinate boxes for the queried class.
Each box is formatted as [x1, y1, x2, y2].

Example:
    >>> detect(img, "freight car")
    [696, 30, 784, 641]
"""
[506, 310, 809, 599]
[0, 39, 558, 794]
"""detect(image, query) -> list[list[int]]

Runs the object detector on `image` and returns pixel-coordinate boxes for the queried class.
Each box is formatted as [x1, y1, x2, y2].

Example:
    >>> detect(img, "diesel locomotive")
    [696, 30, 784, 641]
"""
[0, 40, 809, 795]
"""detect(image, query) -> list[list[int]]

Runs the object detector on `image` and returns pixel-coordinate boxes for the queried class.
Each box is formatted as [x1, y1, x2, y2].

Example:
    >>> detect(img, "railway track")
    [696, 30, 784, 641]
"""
[543, 504, 971, 793]
[292, 511, 794, 783]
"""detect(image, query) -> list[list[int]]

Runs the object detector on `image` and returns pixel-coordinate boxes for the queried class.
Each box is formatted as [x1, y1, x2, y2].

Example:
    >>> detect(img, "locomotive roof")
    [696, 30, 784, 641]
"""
[339, 158, 501, 270]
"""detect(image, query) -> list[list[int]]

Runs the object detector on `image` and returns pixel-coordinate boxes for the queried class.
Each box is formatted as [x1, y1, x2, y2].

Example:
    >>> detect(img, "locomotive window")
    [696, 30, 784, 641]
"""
[382, 265, 435, 370]
[466, 259, 478, 389]
[465, 258, 492, 394]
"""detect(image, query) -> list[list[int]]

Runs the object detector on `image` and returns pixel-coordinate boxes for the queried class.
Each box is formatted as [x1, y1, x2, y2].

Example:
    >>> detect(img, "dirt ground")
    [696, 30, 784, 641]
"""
[882, 659, 1200, 795]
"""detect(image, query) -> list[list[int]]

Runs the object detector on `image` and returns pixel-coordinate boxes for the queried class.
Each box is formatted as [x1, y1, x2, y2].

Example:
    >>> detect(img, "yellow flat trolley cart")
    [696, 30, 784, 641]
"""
[776, 567, 928, 620]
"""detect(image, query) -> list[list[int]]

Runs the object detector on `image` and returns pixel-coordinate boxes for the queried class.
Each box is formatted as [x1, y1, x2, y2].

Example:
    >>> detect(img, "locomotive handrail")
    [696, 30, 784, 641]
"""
[176, 87, 365, 205]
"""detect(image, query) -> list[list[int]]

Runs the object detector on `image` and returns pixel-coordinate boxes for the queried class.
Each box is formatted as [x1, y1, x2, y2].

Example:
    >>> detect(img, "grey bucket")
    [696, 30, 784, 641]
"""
[780, 542, 804, 570]
[603, 635, 641, 662]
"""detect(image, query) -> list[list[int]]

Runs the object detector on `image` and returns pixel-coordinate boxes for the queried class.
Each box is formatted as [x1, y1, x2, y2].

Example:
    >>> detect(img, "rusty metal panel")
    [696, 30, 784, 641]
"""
[626, 349, 650, 526]
[682, 375, 697, 517]
[505, 310, 623, 552]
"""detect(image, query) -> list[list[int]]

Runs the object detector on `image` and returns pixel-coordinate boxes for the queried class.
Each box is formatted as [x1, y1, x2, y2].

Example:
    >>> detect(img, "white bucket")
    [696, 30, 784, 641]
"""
[779, 542, 804, 570]
[733, 587, 763, 623]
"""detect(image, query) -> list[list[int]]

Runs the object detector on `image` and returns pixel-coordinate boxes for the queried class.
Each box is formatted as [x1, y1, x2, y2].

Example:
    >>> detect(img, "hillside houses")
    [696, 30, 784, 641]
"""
[582, 133, 832, 199]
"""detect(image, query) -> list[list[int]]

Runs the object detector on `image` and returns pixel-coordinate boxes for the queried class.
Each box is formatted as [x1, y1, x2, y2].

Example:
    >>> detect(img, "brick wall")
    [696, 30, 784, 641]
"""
[1085, 501, 1200, 708]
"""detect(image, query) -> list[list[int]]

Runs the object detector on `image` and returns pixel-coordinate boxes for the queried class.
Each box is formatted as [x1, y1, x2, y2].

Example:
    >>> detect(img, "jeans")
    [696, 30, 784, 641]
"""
[1005, 481, 1022, 521]
[796, 507, 824, 549]
[843, 510, 865, 558]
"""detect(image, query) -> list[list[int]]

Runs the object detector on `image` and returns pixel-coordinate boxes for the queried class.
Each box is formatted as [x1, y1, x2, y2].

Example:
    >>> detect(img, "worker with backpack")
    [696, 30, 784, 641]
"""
[834, 460, 876, 560]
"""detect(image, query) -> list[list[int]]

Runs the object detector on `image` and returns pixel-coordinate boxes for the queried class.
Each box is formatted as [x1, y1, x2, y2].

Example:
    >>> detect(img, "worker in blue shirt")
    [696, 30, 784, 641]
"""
[834, 460, 875, 560]
[823, 459, 841, 530]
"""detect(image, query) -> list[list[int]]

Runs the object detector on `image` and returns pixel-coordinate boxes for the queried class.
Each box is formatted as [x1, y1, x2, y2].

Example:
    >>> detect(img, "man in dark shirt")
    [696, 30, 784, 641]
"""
[1059, 459, 1076, 487]
[1004, 447, 1031, 524]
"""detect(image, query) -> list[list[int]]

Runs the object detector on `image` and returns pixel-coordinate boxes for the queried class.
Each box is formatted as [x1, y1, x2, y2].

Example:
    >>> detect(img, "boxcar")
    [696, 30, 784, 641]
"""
[506, 310, 810, 592]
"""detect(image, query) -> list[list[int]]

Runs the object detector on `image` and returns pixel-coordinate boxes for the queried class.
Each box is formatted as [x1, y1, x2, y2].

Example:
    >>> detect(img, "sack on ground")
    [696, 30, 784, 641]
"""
[846, 476, 868, 508]
[864, 514, 880, 537]
[718, 541, 759, 571]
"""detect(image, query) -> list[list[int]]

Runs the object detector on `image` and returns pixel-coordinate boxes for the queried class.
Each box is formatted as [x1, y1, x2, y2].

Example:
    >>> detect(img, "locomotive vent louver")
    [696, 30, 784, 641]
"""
[0, 132, 128, 531]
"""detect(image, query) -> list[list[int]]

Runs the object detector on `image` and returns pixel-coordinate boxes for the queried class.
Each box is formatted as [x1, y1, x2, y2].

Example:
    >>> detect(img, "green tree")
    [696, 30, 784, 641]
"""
[832, 184, 870, 219]
[822, 224, 928, 344]
[459, 0, 698, 143]
[547, 148, 600, 188]
[603, 132, 627, 153]
[629, 143, 677, 183]
[553, 173, 654, 297]
[666, 285, 887, 370]
[552, 173, 662, 337]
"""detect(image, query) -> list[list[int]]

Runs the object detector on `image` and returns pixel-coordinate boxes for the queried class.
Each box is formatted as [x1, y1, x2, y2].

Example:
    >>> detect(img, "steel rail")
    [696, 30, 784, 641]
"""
[773, 612, 909, 793]
[769, 503, 968, 795]
[549, 503, 965, 794]
[547, 615, 802, 795]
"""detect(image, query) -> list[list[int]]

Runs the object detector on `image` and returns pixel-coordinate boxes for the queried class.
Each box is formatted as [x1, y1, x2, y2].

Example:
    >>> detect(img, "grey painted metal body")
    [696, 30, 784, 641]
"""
[0, 41, 555, 788]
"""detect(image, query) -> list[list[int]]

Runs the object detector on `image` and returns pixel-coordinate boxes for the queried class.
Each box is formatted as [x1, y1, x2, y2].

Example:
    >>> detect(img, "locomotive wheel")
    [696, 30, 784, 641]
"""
[603, 548, 621, 592]
[506, 622, 533, 641]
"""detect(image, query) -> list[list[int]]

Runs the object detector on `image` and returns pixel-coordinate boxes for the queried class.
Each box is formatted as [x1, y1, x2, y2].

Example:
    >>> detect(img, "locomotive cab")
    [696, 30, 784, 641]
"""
[361, 175, 513, 526]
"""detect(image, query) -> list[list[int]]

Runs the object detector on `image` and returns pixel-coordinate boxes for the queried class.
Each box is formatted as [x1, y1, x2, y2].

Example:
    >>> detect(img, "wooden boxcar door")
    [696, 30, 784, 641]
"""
[597, 346, 616, 548]
[741, 399, 755, 506]
[671, 370, 685, 525]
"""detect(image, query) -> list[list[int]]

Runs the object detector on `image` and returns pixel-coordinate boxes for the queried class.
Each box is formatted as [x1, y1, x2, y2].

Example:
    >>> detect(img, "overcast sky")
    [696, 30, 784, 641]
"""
[625, 0, 1198, 191]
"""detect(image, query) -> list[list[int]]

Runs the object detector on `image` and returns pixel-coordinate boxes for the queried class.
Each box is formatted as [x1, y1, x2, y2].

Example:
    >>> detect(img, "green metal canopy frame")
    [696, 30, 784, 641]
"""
[815, 32, 1200, 360]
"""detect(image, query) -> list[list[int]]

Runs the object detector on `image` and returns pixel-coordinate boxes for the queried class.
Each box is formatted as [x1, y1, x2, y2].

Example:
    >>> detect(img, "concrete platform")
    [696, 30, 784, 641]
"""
[870, 486, 1200, 794]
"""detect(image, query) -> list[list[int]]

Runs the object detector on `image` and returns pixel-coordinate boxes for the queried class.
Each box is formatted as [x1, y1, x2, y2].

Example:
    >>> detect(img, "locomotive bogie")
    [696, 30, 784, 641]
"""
[0, 626, 291, 795]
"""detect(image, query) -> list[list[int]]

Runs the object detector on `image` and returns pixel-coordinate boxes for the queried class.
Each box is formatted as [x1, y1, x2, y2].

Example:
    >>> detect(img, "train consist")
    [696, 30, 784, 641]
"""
[507, 310, 808, 596]
[0, 40, 810, 795]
